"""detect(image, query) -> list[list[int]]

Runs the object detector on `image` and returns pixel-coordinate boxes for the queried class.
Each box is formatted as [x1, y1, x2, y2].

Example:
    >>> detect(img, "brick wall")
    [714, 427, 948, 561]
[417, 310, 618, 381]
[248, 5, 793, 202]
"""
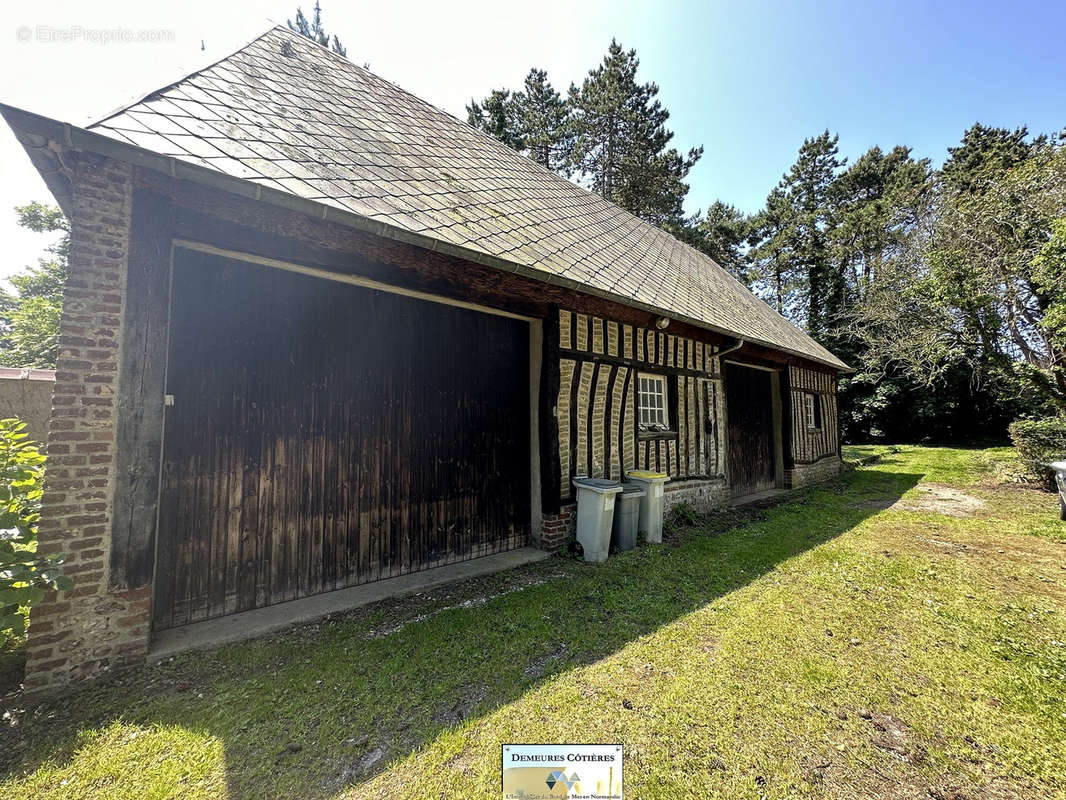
[784, 456, 842, 489]
[664, 477, 730, 513]
[540, 505, 576, 553]
[22, 152, 148, 694]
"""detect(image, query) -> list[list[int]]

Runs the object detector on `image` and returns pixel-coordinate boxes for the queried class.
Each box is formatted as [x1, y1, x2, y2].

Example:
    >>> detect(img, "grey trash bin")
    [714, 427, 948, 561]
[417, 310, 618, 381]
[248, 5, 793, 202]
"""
[572, 478, 623, 562]
[1050, 461, 1066, 521]
[612, 484, 646, 552]
[624, 470, 670, 544]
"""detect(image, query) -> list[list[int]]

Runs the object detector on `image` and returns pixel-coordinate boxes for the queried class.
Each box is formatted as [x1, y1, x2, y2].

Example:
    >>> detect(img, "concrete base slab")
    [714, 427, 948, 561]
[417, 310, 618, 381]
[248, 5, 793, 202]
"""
[729, 488, 787, 507]
[150, 547, 550, 660]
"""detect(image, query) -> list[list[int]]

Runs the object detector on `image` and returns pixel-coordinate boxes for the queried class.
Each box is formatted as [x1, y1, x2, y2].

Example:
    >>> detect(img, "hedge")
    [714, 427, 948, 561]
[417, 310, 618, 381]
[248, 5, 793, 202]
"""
[1009, 417, 1066, 490]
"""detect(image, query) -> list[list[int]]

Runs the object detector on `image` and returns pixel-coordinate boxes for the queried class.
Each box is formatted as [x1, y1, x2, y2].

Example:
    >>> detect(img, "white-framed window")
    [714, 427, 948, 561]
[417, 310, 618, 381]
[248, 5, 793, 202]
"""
[638, 373, 668, 430]
[804, 393, 820, 429]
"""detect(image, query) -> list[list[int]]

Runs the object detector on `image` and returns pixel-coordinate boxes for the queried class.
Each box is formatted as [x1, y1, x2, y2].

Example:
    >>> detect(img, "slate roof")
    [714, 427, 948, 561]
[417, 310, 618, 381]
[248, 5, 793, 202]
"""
[87, 25, 846, 370]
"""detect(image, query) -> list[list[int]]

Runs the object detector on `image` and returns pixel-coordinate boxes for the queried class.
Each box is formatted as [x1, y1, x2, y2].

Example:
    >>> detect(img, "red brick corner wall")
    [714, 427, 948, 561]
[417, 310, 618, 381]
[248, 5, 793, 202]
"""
[22, 152, 150, 694]
[539, 505, 576, 552]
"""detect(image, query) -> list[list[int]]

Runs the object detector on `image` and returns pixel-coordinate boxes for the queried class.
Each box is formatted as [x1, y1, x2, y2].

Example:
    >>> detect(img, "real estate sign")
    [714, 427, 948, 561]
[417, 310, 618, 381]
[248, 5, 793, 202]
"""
[502, 743, 623, 799]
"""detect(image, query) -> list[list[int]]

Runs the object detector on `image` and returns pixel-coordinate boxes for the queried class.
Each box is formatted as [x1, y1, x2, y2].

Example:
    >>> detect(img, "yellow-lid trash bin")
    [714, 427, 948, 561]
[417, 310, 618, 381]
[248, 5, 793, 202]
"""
[624, 470, 670, 544]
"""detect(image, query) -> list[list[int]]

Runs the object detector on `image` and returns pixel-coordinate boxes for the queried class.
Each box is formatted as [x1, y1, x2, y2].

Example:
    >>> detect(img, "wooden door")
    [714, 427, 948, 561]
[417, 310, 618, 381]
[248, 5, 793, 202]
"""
[153, 248, 531, 629]
[724, 363, 776, 496]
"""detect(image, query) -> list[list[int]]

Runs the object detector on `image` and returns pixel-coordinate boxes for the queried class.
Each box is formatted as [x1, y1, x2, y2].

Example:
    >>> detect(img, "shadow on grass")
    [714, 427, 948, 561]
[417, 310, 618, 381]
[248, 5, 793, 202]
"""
[0, 466, 922, 799]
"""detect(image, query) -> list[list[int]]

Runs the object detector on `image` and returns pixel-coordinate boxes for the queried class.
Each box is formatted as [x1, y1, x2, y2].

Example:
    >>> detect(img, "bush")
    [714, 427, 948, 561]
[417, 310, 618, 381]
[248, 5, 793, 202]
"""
[1008, 416, 1066, 490]
[0, 418, 70, 637]
[664, 502, 700, 535]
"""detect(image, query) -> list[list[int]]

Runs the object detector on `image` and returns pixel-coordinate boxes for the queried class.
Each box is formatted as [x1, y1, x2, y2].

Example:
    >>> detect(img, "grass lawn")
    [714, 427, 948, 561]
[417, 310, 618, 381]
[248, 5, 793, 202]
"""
[2, 445, 1065, 799]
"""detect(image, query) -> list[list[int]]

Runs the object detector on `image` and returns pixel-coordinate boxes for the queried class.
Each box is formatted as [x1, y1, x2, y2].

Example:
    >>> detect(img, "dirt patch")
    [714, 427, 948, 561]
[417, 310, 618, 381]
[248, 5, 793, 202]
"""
[326, 745, 387, 792]
[435, 684, 487, 727]
[853, 484, 986, 518]
[865, 710, 926, 764]
[524, 643, 569, 679]
[365, 572, 564, 638]
[799, 754, 833, 785]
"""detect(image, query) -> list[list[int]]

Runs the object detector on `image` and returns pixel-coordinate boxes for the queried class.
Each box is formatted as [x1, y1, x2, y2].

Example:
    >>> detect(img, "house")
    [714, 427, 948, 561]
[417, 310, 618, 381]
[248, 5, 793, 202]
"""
[2, 26, 848, 693]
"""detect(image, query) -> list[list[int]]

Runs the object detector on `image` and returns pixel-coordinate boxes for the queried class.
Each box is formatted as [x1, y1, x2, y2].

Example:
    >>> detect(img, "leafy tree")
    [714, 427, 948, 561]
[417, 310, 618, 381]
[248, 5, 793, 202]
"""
[0, 203, 69, 369]
[852, 133, 1066, 417]
[287, 1, 347, 57]
[828, 146, 934, 433]
[568, 40, 702, 226]
[0, 418, 70, 638]
[1032, 216, 1066, 355]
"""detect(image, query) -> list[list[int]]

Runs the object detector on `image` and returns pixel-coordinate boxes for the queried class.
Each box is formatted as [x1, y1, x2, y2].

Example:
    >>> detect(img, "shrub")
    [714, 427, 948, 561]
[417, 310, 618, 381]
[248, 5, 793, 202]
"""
[1008, 416, 1066, 490]
[665, 502, 700, 532]
[0, 418, 70, 637]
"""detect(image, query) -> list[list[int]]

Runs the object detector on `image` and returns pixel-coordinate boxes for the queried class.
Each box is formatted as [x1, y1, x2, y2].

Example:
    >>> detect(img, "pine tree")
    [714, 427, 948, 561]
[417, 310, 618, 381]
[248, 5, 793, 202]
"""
[467, 71, 573, 175]
[747, 187, 800, 316]
[677, 201, 751, 283]
[568, 40, 702, 226]
[466, 90, 524, 151]
[288, 1, 347, 57]
[831, 145, 931, 302]
[941, 124, 1036, 193]
[518, 69, 574, 174]
[751, 132, 845, 339]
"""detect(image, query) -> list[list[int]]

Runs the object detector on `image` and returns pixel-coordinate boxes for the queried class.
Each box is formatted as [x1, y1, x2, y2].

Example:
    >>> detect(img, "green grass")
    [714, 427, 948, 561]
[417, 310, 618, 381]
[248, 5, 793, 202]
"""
[2, 446, 1065, 799]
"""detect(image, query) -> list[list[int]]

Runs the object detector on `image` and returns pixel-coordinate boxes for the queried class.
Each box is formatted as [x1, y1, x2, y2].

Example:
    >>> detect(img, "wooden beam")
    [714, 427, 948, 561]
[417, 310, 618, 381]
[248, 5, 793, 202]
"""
[109, 189, 173, 591]
[172, 240, 536, 322]
[539, 306, 562, 514]
[560, 347, 721, 380]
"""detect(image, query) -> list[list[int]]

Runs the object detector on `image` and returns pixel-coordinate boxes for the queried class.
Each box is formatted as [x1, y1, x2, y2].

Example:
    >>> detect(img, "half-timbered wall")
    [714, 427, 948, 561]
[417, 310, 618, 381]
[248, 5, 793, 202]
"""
[556, 310, 727, 502]
[788, 364, 839, 464]
[19, 147, 846, 694]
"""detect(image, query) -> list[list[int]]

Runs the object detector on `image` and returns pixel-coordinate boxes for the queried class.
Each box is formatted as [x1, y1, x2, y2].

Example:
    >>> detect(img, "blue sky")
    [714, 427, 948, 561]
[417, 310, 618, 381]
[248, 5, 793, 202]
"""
[1, 0, 1064, 277]
[628, 0, 1066, 212]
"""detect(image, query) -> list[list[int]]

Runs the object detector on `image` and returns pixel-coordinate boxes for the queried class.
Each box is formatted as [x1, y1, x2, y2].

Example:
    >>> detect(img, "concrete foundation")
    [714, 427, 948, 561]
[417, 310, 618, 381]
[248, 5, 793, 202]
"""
[150, 546, 549, 659]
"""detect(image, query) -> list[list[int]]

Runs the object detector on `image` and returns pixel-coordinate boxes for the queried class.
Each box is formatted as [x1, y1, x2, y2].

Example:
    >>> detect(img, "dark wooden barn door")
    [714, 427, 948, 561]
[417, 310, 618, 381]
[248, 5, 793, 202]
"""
[153, 248, 531, 630]
[724, 363, 776, 497]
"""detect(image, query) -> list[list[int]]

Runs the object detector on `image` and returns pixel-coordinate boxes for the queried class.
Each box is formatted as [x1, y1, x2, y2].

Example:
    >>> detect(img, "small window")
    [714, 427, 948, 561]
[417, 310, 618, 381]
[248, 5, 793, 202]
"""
[804, 393, 822, 429]
[638, 373, 668, 430]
